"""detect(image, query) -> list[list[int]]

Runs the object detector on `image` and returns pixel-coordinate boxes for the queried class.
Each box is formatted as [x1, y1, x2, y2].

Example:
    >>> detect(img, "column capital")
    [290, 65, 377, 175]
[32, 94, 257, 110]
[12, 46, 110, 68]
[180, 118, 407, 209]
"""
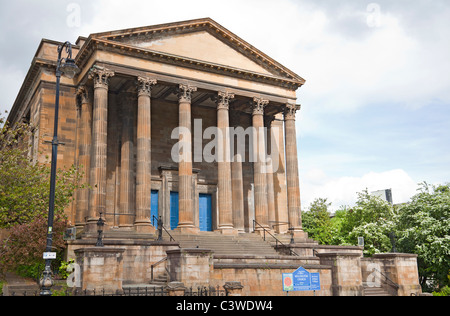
[177, 84, 197, 103]
[252, 97, 269, 116]
[89, 66, 115, 89]
[76, 85, 90, 105]
[216, 91, 235, 111]
[284, 104, 301, 121]
[264, 114, 275, 128]
[137, 77, 157, 97]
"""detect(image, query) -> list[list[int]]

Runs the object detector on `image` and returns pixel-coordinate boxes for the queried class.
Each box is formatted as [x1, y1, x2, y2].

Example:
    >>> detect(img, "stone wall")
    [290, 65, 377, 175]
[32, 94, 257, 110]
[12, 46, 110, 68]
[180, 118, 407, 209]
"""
[361, 253, 422, 296]
[68, 239, 179, 285]
[166, 251, 333, 296]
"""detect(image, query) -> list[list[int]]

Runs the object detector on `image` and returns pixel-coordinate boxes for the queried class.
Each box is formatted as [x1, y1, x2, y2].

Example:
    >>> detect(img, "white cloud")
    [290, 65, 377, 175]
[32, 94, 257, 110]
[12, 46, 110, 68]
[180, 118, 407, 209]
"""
[301, 169, 418, 210]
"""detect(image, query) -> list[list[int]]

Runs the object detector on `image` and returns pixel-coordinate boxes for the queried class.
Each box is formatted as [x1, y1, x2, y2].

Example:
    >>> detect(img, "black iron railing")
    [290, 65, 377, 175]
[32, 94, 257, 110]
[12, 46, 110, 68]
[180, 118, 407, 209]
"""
[253, 220, 299, 256]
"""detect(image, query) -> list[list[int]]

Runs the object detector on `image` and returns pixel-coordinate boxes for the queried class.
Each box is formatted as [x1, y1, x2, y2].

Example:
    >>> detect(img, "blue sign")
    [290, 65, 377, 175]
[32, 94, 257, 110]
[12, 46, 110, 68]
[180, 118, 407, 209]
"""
[283, 267, 321, 292]
[310, 273, 321, 291]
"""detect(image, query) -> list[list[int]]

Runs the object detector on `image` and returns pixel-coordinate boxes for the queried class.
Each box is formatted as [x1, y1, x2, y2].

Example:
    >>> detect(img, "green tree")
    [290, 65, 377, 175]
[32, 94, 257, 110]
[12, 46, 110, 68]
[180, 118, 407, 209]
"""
[395, 182, 450, 292]
[303, 198, 334, 245]
[341, 190, 396, 256]
[0, 116, 83, 279]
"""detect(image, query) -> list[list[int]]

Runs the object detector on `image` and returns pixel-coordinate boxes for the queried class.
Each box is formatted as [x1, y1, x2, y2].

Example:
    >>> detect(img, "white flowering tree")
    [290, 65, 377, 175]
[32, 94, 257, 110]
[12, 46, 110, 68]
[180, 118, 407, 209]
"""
[395, 182, 450, 292]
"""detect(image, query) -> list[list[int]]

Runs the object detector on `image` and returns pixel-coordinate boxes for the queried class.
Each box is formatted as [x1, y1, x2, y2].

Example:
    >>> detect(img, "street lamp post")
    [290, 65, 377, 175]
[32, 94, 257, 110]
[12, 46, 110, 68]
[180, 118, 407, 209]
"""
[40, 41, 80, 296]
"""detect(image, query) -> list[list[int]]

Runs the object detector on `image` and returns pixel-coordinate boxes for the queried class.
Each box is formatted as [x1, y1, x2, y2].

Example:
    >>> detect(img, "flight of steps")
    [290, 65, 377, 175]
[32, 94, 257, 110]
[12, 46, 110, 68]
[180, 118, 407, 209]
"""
[2, 273, 40, 296]
[363, 286, 392, 296]
[165, 231, 280, 256]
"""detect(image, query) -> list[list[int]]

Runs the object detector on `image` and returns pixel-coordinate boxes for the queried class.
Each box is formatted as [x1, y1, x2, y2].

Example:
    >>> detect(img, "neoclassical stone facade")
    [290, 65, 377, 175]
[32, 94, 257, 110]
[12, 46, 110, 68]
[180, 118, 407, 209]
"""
[7, 18, 423, 296]
[9, 18, 306, 236]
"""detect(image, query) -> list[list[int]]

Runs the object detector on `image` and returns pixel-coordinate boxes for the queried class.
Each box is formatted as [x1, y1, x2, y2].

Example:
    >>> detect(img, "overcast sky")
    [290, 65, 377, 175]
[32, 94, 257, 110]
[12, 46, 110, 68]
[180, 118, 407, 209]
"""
[1, 0, 449, 210]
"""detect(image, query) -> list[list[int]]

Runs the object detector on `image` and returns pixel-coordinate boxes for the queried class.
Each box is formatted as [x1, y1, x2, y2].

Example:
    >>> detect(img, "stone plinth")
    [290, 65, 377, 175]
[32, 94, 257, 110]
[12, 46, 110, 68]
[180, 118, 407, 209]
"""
[223, 281, 244, 296]
[317, 252, 364, 296]
[166, 248, 214, 288]
[75, 247, 125, 294]
[372, 253, 422, 296]
[165, 281, 187, 296]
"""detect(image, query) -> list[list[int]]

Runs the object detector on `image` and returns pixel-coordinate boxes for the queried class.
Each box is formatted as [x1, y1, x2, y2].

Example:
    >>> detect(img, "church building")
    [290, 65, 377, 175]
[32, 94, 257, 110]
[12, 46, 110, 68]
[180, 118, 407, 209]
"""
[7, 18, 422, 296]
[9, 18, 305, 237]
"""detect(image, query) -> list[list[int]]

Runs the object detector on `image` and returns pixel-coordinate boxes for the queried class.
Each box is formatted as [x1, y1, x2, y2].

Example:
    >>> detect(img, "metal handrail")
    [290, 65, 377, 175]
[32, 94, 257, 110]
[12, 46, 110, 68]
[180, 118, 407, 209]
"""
[372, 268, 400, 291]
[150, 257, 168, 283]
[152, 215, 177, 243]
[253, 220, 299, 256]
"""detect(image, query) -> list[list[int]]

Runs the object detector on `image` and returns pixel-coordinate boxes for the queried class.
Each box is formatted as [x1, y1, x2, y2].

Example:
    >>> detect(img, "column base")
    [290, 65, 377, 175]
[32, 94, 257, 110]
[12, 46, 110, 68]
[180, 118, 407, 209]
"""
[291, 229, 308, 239]
[135, 221, 156, 234]
[85, 218, 104, 234]
[217, 227, 239, 236]
[175, 225, 200, 235]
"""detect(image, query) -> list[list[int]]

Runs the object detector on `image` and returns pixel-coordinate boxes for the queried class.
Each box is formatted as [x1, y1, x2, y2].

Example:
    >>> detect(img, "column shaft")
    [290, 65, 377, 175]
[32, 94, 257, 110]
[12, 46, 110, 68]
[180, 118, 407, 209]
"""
[272, 114, 289, 233]
[230, 111, 244, 232]
[216, 92, 234, 232]
[87, 67, 114, 232]
[75, 86, 92, 227]
[265, 116, 276, 230]
[135, 77, 157, 232]
[119, 94, 134, 228]
[284, 104, 303, 232]
[252, 98, 270, 230]
[177, 85, 197, 231]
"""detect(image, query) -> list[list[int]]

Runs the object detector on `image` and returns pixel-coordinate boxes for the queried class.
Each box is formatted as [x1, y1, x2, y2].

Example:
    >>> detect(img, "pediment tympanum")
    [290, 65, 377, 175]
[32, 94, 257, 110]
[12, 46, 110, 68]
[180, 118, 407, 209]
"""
[81, 18, 305, 88]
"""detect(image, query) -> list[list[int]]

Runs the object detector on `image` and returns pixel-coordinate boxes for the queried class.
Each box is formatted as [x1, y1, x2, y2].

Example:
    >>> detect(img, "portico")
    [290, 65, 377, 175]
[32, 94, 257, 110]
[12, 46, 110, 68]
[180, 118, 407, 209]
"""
[13, 18, 307, 236]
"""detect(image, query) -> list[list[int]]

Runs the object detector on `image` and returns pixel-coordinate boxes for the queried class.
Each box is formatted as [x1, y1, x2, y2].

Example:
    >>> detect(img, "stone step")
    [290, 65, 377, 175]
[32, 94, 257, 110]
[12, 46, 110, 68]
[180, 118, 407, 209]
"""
[3, 284, 40, 296]
[164, 231, 280, 257]
[363, 287, 392, 296]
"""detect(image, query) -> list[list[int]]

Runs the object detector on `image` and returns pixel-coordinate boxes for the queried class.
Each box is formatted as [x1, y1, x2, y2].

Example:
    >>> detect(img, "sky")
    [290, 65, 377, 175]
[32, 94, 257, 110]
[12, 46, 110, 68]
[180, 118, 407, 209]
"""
[1, 0, 449, 211]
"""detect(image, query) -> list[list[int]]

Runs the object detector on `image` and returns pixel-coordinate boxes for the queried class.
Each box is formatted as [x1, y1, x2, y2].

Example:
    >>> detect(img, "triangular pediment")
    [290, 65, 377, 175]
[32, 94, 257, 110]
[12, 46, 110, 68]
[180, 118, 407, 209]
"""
[90, 18, 305, 85]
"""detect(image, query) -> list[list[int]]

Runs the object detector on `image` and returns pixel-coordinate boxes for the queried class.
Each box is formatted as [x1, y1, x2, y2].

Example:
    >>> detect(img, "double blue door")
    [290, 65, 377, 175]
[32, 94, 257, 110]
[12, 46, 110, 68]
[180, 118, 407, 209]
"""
[169, 192, 212, 232]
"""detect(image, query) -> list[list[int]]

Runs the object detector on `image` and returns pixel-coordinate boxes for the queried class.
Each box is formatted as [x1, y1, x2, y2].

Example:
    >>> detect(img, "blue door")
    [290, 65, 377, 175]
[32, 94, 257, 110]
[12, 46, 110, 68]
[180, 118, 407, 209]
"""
[170, 192, 179, 230]
[151, 190, 159, 225]
[199, 194, 212, 232]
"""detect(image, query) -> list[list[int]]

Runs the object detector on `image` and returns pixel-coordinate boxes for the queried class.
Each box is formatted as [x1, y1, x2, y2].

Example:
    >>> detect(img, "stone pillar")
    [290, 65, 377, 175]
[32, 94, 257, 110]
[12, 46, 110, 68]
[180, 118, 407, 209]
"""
[272, 114, 289, 234]
[166, 248, 214, 289]
[87, 67, 114, 232]
[265, 115, 276, 230]
[119, 94, 135, 229]
[317, 252, 364, 296]
[216, 92, 235, 233]
[75, 85, 92, 228]
[252, 98, 270, 230]
[223, 282, 244, 296]
[230, 110, 245, 232]
[135, 77, 157, 233]
[75, 247, 125, 295]
[372, 253, 422, 296]
[165, 282, 187, 296]
[284, 104, 303, 234]
[176, 84, 197, 232]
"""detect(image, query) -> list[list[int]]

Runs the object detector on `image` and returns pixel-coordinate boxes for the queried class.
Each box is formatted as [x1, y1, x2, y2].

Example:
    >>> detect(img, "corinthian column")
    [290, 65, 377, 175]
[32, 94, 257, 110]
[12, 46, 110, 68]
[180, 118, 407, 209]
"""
[252, 97, 270, 231]
[216, 92, 235, 233]
[87, 67, 114, 232]
[265, 115, 276, 230]
[230, 110, 245, 232]
[119, 93, 135, 229]
[75, 85, 92, 227]
[177, 84, 197, 232]
[135, 77, 157, 233]
[284, 104, 304, 234]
